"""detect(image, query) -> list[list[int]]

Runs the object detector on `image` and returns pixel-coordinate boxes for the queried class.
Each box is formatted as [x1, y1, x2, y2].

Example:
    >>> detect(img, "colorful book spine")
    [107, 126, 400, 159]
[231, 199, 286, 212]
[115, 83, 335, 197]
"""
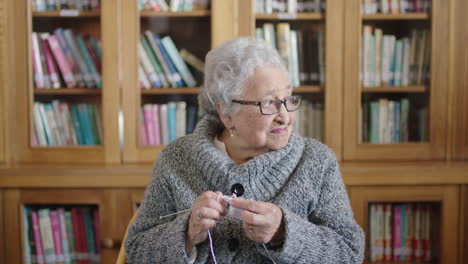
[32, 32, 46, 88]
[38, 208, 56, 264]
[58, 208, 72, 264]
[23, 207, 33, 264]
[64, 211, 77, 263]
[400, 204, 407, 260]
[168, 102, 177, 142]
[76, 34, 101, 88]
[41, 34, 61, 88]
[32, 211, 46, 264]
[50, 210, 65, 264]
[154, 35, 184, 87]
[161, 36, 197, 87]
[48, 35, 76, 88]
[152, 104, 161, 145]
[383, 203, 392, 260]
[143, 104, 156, 145]
[392, 205, 402, 261]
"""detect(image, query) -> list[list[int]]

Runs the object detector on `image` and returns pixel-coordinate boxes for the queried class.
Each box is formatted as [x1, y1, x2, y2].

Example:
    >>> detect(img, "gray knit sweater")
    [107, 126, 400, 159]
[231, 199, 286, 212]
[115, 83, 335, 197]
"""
[126, 115, 365, 263]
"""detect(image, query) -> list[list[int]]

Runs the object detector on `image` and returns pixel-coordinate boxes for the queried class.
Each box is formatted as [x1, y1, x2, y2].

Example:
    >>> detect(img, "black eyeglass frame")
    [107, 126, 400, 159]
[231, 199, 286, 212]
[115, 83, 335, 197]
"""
[231, 95, 302, 115]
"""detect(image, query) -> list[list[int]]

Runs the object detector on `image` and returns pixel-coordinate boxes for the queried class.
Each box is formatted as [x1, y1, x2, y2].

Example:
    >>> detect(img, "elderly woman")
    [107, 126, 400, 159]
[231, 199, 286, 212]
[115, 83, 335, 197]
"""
[125, 37, 365, 263]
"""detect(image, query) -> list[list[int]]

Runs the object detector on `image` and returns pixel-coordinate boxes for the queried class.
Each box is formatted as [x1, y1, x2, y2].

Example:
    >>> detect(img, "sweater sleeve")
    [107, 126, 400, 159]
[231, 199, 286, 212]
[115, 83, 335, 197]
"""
[259, 155, 365, 264]
[125, 154, 193, 263]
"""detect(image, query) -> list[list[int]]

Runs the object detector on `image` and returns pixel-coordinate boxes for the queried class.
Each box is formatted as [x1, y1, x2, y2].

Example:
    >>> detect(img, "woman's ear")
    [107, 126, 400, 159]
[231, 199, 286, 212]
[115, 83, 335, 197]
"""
[216, 104, 233, 128]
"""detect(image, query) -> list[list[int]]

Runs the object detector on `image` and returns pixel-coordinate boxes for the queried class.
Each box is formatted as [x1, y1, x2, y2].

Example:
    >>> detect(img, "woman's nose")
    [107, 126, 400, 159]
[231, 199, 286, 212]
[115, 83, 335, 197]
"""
[274, 103, 290, 123]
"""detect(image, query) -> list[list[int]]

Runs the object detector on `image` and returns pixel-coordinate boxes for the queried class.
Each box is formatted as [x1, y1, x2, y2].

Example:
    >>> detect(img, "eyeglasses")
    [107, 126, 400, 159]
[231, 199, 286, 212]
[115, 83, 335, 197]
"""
[231, 95, 302, 115]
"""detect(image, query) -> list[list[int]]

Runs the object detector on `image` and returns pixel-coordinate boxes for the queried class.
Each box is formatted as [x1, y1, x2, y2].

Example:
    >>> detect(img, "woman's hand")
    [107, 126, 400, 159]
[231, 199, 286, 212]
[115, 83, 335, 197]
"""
[185, 191, 227, 253]
[229, 198, 285, 244]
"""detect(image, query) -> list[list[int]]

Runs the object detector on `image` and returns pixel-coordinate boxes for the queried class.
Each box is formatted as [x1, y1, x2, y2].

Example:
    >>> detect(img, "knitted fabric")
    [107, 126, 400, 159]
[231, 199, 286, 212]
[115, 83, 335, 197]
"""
[126, 115, 365, 263]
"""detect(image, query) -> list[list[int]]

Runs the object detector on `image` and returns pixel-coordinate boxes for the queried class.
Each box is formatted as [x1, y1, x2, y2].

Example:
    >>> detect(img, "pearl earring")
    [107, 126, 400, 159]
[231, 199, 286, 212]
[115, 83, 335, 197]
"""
[230, 127, 235, 138]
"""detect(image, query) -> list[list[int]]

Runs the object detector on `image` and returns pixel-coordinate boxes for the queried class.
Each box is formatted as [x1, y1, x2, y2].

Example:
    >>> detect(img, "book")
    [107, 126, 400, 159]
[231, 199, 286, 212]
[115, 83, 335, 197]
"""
[161, 36, 197, 87]
[50, 210, 65, 264]
[32, 211, 46, 264]
[38, 208, 56, 264]
[159, 104, 169, 145]
[58, 208, 72, 264]
[23, 207, 33, 264]
[179, 48, 205, 73]
[167, 102, 177, 142]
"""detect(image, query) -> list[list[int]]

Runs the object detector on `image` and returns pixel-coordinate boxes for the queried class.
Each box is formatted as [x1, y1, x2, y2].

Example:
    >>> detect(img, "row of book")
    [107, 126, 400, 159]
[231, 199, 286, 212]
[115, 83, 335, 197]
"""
[32, 0, 100, 12]
[32, 29, 102, 89]
[255, 0, 326, 14]
[139, 31, 199, 89]
[256, 23, 325, 87]
[361, 98, 428, 144]
[33, 101, 103, 146]
[361, 0, 431, 14]
[368, 203, 434, 262]
[140, 102, 200, 146]
[23, 206, 100, 264]
[294, 99, 323, 141]
[361, 27, 430, 88]
[138, 0, 210, 11]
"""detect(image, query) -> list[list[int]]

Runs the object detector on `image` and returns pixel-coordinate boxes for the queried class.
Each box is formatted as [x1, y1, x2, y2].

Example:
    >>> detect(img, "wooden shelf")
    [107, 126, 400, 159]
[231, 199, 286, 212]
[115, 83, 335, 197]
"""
[256, 12, 324, 20]
[361, 86, 427, 93]
[362, 13, 430, 20]
[140, 87, 201, 94]
[31, 146, 103, 149]
[34, 88, 102, 95]
[293, 85, 323, 93]
[32, 10, 100, 17]
[140, 10, 210, 17]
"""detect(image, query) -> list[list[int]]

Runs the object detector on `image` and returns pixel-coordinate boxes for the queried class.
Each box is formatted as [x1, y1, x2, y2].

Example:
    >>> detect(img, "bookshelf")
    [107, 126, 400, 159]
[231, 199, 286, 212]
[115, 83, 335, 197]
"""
[237, 0, 344, 159]
[343, 0, 450, 161]
[350, 185, 459, 263]
[11, 0, 120, 163]
[122, 0, 237, 163]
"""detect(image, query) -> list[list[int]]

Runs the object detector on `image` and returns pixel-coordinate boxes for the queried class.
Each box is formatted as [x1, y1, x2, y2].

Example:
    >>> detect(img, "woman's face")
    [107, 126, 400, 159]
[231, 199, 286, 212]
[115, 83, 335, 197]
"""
[227, 66, 296, 152]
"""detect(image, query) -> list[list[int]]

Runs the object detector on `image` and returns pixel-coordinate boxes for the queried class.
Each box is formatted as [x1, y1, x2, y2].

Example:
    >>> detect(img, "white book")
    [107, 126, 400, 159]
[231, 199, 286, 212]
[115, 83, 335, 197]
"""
[386, 35, 396, 86]
[374, 29, 383, 86]
[378, 99, 388, 144]
[38, 103, 54, 145]
[159, 104, 169, 145]
[287, 0, 297, 13]
[139, 42, 160, 88]
[362, 26, 373, 87]
[289, 30, 300, 87]
[138, 63, 151, 89]
[33, 103, 48, 146]
[264, 0, 273, 13]
[176, 101, 187, 138]
[262, 23, 276, 49]
[52, 100, 67, 146]
[401, 38, 411, 86]
[58, 209, 72, 264]
[380, 0, 389, 14]
[38, 209, 56, 264]
[61, 103, 79, 145]
[32, 32, 45, 89]
[44, 104, 61, 146]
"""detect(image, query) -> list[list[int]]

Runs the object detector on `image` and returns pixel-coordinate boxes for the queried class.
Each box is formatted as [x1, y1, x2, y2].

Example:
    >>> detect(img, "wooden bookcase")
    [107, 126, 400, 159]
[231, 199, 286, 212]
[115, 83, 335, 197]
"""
[237, 0, 344, 160]
[10, 0, 120, 164]
[121, 0, 237, 163]
[350, 185, 460, 263]
[343, 0, 450, 161]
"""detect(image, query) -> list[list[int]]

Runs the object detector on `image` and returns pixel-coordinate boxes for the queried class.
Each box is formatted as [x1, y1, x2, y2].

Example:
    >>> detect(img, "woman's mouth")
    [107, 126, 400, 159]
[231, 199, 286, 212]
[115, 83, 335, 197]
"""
[270, 127, 288, 134]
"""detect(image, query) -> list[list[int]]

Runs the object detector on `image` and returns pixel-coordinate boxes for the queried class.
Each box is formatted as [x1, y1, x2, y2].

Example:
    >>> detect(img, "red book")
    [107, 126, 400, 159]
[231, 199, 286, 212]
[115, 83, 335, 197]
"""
[78, 208, 89, 264]
[71, 208, 84, 264]
[84, 36, 101, 75]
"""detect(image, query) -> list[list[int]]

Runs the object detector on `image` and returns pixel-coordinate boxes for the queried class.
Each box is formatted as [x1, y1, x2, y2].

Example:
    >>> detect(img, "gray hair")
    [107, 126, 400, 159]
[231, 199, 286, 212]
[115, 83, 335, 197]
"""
[198, 37, 286, 117]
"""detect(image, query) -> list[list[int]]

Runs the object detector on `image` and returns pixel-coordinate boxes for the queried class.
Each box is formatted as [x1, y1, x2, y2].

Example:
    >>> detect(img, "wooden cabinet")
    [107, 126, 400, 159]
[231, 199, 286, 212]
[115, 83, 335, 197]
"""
[343, 0, 450, 161]
[3, 189, 123, 263]
[349, 185, 460, 263]
[10, 0, 120, 164]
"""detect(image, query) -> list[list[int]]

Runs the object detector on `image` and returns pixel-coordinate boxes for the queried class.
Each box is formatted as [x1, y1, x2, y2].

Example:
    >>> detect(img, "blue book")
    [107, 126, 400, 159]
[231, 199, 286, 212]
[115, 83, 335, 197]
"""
[82, 208, 96, 262]
[393, 101, 400, 143]
[154, 35, 185, 87]
[70, 105, 84, 145]
[168, 102, 177, 142]
[161, 36, 197, 87]
[87, 105, 100, 145]
[370, 101, 380, 143]
[186, 104, 198, 134]
[77, 104, 94, 145]
[400, 204, 407, 260]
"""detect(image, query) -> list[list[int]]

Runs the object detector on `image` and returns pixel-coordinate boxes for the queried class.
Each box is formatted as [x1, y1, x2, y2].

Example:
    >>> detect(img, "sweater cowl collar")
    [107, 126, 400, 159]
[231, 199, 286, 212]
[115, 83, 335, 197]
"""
[188, 115, 305, 202]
